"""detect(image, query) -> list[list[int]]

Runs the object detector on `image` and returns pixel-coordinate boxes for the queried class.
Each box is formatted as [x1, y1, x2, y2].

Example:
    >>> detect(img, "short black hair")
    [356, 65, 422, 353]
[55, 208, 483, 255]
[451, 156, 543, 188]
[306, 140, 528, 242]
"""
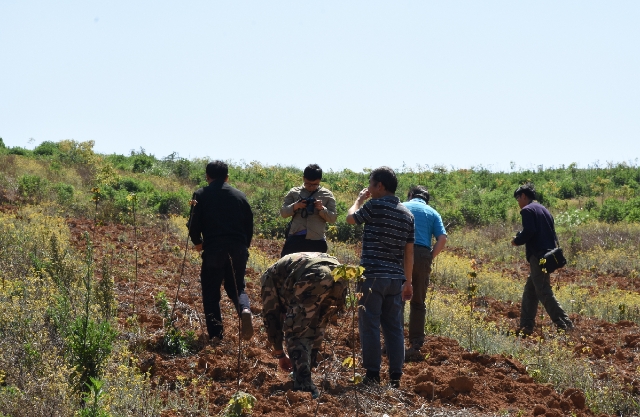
[514, 182, 536, 200]
[370, 166, 397, 193]
[303, 164, 322, 181]
[206, 160, 228, 180]
[408, 185, 430, 204]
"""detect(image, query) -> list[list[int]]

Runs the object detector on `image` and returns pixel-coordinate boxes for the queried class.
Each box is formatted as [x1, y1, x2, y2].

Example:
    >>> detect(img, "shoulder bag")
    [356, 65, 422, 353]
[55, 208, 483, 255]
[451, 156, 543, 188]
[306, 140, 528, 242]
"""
[539, 232, 567, 274]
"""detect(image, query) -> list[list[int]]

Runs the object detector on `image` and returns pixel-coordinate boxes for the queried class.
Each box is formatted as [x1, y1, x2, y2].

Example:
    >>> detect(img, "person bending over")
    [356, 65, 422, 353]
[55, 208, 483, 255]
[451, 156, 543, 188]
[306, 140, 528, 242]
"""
[261, 252, 346, 398]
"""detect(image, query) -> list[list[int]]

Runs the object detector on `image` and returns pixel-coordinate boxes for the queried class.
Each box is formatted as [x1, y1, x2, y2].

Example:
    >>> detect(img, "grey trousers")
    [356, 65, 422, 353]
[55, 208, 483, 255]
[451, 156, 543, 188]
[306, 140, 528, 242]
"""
[520, 254, 572, 330]
[408, 246, 433, 346]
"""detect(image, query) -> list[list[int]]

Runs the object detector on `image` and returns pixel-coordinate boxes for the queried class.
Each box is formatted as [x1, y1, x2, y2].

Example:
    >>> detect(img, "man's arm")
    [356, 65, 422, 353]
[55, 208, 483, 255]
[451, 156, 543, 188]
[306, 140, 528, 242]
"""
[260, 270, 285, 353]
[244, 199, 254, 248]
[317, 192, 338, 224]
[346, 188, 370, 225]
[188, 193, 203, 250]
[402, 242, 414, 301]
[281, 189, 305, 218]
[431, 235, 447, 258]
[512, 210, 536, 246]
[260, 263, 293, 371]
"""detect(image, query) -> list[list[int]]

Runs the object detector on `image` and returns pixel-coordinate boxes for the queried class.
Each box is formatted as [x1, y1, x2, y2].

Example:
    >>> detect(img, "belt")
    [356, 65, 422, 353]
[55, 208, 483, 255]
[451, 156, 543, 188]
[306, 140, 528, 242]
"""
[415, 244, 431, 250]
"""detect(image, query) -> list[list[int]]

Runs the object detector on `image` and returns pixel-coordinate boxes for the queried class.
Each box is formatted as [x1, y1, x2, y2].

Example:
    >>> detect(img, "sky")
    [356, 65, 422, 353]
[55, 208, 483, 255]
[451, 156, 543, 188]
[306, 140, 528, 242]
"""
[1, 1, 639, 172]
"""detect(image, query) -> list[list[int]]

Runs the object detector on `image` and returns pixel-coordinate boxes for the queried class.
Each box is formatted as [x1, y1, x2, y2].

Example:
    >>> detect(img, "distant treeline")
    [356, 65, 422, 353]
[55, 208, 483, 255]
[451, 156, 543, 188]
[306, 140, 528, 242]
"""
[1, 138, 639, 242]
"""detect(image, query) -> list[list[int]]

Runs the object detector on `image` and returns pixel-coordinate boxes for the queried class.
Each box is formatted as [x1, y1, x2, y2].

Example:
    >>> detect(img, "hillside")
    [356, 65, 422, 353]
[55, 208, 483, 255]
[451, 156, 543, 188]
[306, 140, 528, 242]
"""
[0, 139, 639, 416]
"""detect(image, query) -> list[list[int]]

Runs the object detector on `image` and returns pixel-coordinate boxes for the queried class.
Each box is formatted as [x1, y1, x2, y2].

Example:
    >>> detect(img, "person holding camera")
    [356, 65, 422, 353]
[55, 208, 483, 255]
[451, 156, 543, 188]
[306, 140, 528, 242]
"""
[511, 183, 573, 336]
[280, 164, 337, 257]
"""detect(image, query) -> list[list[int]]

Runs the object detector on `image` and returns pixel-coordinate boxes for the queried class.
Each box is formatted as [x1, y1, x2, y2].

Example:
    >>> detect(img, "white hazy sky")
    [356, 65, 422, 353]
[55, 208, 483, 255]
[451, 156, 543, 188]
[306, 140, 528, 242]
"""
[1, 1, 639, 172]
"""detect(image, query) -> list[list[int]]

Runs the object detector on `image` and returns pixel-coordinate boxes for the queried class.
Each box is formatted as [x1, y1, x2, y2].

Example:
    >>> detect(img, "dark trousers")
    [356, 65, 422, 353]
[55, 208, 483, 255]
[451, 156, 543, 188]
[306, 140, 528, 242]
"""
[520, 254, 572, 330]
[281, 235, 328, 257]
[200, 245, 250, 339]
[357, 278, 405, 377]
[407, 246, 433, 346]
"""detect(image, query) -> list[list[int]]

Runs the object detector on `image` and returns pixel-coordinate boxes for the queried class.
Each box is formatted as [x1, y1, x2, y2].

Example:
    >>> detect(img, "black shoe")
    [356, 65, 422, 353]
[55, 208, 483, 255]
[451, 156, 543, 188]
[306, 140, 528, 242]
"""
[360, 376, 380, 386]
[405, 344, 422, 362]
[305, 384, 320, 399]
[516, 327, 533, 338]
[360, 371, 380, 386]
[556, 322, 575, 334]
[294, 380, 320, 399]
[389, 379, 400, 389]
[241, 309, 253, 341]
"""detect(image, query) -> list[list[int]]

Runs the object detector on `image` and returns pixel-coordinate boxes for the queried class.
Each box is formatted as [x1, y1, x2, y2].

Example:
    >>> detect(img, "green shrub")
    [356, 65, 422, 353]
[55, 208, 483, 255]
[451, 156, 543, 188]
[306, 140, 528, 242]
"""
[221, 391, 256, 417]
[585, 198, 598, 211]
[8, 147, 33, 156]
[328, 218, 363, 243]
[104, 154, 130, 171]
[162, 327, 197, 356]
[79, 378, 111, 417]
[57, 140, 95, 164]
[116, 177, 145, 193]
[53, 183, 75, 205]
[557, 180, 576, 199]
[625, 197, 640, 222]
[599, 199, 625, 223]
[17, 175, 49, 202]
[626, 207, 640, 223]
[67, 317, 117, 392]
[132, 155, 154, 173]
[153, 190, 190, 216]
[33, 141, 59, 156]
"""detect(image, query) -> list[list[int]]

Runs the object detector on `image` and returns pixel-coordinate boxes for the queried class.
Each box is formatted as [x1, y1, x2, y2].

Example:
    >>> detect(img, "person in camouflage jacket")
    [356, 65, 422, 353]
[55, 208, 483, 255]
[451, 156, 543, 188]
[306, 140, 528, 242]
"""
[261, 252, 346, 398]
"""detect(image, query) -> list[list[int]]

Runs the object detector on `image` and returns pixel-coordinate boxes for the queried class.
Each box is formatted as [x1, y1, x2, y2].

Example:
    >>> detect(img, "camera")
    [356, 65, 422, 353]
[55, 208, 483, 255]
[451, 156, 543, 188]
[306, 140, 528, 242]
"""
[303, 197, 316, 214]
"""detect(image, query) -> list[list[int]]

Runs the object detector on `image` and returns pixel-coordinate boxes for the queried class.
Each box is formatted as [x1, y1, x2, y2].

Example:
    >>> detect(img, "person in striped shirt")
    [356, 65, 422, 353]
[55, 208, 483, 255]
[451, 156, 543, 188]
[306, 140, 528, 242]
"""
[346, 166, 415, 388]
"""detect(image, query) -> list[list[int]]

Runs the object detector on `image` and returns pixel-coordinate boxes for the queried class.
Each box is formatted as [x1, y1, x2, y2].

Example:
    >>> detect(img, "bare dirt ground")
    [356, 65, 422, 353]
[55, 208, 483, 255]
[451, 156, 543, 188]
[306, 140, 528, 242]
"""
[65, 218, 639, 416]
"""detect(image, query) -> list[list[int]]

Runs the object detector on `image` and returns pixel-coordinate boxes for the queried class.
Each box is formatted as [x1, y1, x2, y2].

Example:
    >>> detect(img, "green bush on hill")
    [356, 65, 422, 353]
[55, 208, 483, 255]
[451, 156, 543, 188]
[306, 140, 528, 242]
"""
[1, 139, 639, 238]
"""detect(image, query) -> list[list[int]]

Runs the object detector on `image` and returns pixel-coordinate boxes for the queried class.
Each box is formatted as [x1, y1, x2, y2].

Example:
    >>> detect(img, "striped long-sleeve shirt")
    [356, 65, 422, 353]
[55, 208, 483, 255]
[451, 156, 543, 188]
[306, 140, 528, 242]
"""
[352, 195, 414, 280]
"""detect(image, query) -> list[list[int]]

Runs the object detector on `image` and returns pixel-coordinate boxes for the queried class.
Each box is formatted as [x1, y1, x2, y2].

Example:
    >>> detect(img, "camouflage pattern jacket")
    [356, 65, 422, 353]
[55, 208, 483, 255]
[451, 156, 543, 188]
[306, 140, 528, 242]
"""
[260, 252, 345, 351]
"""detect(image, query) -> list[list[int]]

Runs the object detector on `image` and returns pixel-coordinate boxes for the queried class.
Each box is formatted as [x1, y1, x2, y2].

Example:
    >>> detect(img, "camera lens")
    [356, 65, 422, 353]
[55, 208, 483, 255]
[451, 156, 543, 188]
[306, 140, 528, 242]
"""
[306, 198, 315, 214]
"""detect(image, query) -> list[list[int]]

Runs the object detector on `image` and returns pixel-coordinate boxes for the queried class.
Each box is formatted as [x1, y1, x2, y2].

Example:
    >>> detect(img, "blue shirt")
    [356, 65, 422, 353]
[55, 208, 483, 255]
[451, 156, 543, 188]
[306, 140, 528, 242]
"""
[402, 198, 446, 248]
[353, 195, 415, 279]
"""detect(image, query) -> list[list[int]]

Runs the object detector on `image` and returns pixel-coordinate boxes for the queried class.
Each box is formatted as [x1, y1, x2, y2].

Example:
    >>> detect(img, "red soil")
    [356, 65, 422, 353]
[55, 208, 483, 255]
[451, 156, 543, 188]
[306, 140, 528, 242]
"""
[65, 218, 638, 416]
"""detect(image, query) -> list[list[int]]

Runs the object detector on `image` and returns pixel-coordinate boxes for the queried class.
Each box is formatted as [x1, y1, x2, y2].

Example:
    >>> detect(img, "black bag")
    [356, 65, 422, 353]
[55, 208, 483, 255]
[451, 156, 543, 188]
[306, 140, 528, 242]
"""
[537, 223, 567, 274]
[539, 247, 566, 274]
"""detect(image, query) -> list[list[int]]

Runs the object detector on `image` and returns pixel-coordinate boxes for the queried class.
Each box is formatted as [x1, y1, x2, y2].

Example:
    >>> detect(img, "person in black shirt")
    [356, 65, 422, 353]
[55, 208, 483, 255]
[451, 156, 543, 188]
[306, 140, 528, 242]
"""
[189, 160, 254, 342]
[511, 183, 573, 336]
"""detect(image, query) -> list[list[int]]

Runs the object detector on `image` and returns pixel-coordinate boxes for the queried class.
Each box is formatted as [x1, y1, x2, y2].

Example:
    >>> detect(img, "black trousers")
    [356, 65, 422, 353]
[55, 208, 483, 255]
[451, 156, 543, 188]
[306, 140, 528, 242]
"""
[200, 244, 250, 339]
[281, 235, 328, 257]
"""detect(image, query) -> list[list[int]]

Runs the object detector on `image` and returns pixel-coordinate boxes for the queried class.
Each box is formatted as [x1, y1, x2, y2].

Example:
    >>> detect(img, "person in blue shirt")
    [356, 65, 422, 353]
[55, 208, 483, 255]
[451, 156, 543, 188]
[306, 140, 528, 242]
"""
[402, 185, 447, 357]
